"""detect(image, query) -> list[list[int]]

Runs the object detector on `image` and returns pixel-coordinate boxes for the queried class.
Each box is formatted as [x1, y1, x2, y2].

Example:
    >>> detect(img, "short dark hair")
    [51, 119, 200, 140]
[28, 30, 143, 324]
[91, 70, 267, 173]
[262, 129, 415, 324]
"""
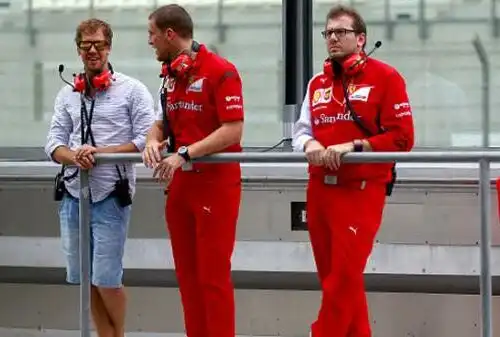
[75, 18, 113, 46]
[326, 5, 367, 35]
[149, 4, 194, 39]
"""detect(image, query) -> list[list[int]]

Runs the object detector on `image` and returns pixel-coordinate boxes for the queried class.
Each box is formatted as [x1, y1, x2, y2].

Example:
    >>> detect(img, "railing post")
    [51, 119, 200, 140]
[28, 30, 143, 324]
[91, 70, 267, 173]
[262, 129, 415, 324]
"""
[472, 35, 490, 148]
[79, 169, 91, 337]
[479, 158, 492, 337]
[282, 0, 312, 148]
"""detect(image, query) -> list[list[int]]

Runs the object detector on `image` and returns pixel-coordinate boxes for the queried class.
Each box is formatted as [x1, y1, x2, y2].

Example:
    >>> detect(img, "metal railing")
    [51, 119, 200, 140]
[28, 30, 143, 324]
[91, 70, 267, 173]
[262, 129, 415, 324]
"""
[77, 150, 500, 337]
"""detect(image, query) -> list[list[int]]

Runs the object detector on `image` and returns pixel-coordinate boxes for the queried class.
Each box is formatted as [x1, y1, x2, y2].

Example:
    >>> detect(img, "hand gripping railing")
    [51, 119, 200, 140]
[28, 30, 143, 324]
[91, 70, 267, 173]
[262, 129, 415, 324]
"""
[78, 150, 500, 337]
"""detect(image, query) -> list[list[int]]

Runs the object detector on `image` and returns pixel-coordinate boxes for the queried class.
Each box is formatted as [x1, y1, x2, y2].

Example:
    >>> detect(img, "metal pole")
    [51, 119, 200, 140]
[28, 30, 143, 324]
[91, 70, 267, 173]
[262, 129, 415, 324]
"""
[418, 0, 428, 41]
[384, 0, 394, 41]
[89, 0, 95, 18]
[33, 61, 44, 122]
[472, 35, 490, 148]
[479, 158, 492, 337]
[282, 0, 304, 149]
[491, 0, 499, 38]
[26, 0, 36, 47]
[92, 150, 500, 165]
[216, 0, 226, 44]
[302, 0, 313, 99]
[79, 169, 91, 337]
[295, 0, 305, 114]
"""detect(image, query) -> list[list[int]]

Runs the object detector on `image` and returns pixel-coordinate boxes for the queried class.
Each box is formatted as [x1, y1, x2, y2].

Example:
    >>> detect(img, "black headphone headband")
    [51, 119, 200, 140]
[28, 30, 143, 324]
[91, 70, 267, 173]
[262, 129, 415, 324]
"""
[191, 40, 200, 52]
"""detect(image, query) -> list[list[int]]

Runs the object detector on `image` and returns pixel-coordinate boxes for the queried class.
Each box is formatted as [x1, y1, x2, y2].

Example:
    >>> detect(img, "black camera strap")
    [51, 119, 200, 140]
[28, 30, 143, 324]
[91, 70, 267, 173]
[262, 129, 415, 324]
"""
[80, 95, 126, 181]
[160, 76, 175, 152]
[55, 95, 95, 182]
[160, 41, 200, 152]
[339, 75, 397, 196]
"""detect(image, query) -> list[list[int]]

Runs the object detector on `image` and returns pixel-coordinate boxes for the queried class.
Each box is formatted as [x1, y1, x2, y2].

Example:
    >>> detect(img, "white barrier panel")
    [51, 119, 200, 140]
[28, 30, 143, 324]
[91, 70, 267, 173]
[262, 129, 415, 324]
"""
[72, 150, 500, 337]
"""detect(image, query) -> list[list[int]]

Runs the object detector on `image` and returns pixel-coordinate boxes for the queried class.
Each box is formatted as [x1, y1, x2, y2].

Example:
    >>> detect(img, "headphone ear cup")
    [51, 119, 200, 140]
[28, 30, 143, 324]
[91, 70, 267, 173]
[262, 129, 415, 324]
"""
[342, 53, 366, 76]
[73, 73, 86, 92]
[92, 69, 112, 91]
[170, 53, 193, 78]
[160, 63, 169, 78]
[323, 59, 333, 78]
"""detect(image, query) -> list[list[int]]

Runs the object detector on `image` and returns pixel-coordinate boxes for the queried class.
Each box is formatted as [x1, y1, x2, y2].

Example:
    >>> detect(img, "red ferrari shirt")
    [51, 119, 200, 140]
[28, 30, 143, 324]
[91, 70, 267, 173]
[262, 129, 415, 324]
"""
[292, 57, 415, 183]
[160, 44, 244, 179]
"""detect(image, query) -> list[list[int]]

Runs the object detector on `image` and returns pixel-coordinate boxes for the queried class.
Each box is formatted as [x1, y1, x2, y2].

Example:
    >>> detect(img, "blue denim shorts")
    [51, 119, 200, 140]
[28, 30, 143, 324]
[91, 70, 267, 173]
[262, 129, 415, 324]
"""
[59, 194, 131, 288]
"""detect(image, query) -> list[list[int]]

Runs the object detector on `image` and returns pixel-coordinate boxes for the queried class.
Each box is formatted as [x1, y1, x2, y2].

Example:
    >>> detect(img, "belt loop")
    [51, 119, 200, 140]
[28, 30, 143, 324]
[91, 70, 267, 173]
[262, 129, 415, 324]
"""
[324, 175, 338, 185]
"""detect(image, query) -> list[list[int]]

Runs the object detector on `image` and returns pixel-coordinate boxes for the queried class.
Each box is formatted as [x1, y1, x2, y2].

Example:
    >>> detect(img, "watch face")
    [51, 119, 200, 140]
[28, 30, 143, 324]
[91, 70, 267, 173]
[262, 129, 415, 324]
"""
[178, 146, 187, 154]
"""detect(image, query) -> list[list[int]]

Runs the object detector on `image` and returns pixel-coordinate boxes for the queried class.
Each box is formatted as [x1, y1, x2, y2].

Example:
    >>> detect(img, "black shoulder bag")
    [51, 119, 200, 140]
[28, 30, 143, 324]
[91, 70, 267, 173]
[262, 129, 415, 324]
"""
[340, 77, 397, 196]
[160, 75, 175, 153]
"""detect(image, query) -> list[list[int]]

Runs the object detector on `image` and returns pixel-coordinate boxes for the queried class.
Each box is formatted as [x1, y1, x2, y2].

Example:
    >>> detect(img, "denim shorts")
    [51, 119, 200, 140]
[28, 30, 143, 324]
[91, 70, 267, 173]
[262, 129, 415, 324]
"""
[58, 193, 131, 288]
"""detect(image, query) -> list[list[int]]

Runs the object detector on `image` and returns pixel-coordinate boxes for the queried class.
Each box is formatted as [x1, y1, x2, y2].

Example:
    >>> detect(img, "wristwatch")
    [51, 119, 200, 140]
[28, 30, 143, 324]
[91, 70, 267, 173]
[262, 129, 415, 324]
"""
[177, 146, 191, 162]
[353, 139, 364, 152]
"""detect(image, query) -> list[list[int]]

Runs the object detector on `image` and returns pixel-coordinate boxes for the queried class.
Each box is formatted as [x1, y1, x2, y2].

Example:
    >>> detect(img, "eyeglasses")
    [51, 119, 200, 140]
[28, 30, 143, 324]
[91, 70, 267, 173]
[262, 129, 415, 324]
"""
[321, 28, 356, 39]
[77, 40, 108, 51]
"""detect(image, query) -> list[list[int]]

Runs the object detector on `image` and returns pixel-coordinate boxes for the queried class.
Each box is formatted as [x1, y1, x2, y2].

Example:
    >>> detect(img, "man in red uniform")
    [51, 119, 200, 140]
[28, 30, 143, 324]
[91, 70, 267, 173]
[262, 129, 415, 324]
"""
[142, 5, 244, 337]
[292, 5, 415, 337]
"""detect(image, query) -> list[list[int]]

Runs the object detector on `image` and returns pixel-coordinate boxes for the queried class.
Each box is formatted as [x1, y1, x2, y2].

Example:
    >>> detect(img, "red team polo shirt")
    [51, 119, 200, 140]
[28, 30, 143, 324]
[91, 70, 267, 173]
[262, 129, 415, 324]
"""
[160, 44, 244, 178]
[293, 57, 415, 183]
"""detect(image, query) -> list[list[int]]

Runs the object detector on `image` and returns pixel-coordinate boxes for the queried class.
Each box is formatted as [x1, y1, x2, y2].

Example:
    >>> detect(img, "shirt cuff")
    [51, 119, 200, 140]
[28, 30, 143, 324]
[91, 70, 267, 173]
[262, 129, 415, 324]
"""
[132, 137, 146, 152]
[292, 134, 313, 152]
[44, 141, 67, 163]
[155, 109, 163, 121]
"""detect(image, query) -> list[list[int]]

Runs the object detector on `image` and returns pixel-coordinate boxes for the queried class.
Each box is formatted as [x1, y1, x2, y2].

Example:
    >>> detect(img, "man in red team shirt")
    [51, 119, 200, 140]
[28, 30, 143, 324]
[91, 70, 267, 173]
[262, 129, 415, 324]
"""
[292, 5, 415, 337]
[142, 5, 244, 337]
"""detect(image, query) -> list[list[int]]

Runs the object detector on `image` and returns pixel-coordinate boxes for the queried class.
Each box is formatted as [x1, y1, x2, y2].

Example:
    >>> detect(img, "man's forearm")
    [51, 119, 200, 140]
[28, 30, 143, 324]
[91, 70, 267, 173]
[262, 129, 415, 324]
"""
[361, 139, 373, 151]
[146, 121, 164, 144]
[97, 142, 139, 153]
[187, 122, 242, 159]
[52, 146, 76, 165]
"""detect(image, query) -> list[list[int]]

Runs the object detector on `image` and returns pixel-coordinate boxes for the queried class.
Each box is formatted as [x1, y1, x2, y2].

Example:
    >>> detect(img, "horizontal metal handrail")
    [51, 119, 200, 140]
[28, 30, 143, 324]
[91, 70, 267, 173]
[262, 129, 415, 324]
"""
[90, 150, 500, 164]
[74, 150, 498, 337]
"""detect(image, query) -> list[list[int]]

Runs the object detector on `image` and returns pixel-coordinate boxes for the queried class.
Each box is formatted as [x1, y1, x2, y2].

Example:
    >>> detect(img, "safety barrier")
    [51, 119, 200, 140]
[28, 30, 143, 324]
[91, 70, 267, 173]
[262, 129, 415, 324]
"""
[75, 150, 500, 337]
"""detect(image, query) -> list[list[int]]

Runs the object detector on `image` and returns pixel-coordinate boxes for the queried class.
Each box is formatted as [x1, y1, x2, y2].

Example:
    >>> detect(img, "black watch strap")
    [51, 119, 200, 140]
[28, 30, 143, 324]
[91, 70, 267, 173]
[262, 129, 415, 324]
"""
[353, 140, 363, 152]
[178, 148, 191, 162]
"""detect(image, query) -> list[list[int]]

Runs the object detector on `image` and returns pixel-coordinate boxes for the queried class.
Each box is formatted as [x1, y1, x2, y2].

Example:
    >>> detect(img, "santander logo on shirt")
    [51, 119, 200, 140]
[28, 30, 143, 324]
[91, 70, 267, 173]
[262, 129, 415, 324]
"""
[168, 100, 202, 112]
[313, 111, 354, 126]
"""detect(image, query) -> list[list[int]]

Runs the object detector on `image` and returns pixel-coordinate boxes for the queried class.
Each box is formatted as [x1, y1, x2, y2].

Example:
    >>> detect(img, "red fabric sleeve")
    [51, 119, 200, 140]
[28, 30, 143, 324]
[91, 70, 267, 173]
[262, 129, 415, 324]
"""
[214, 68, 245, 123]
[367, 70, 415, 152]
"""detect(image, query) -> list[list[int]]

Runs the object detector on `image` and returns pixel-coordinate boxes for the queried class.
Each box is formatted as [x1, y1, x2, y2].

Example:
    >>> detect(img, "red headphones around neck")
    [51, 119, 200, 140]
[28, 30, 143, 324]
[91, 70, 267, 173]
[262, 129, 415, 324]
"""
[73, 64, 114, 93]
[160, 41, 201, 79]
[323, 51, 368, 78]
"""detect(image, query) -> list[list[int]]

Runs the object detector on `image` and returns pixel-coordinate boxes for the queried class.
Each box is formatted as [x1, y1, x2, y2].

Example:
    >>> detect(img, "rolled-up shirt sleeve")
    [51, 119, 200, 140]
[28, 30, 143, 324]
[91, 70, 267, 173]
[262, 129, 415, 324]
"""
[292, 84, 313, 152]
[44, 89, 73, 163]
[130, 81, 156, 151]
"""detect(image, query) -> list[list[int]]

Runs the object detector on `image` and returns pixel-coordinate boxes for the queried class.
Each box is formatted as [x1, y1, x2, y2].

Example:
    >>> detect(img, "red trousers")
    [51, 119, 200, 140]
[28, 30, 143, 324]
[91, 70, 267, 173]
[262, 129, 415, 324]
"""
[306, 177, 387, 337]
[165, 169, 241, 337]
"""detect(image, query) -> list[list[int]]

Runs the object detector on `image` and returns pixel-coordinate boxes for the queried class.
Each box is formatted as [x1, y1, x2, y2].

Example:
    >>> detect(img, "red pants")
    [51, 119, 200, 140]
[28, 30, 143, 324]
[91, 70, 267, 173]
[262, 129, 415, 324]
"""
[165, 169, 241, 337]
[306, 178, 387, 337]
